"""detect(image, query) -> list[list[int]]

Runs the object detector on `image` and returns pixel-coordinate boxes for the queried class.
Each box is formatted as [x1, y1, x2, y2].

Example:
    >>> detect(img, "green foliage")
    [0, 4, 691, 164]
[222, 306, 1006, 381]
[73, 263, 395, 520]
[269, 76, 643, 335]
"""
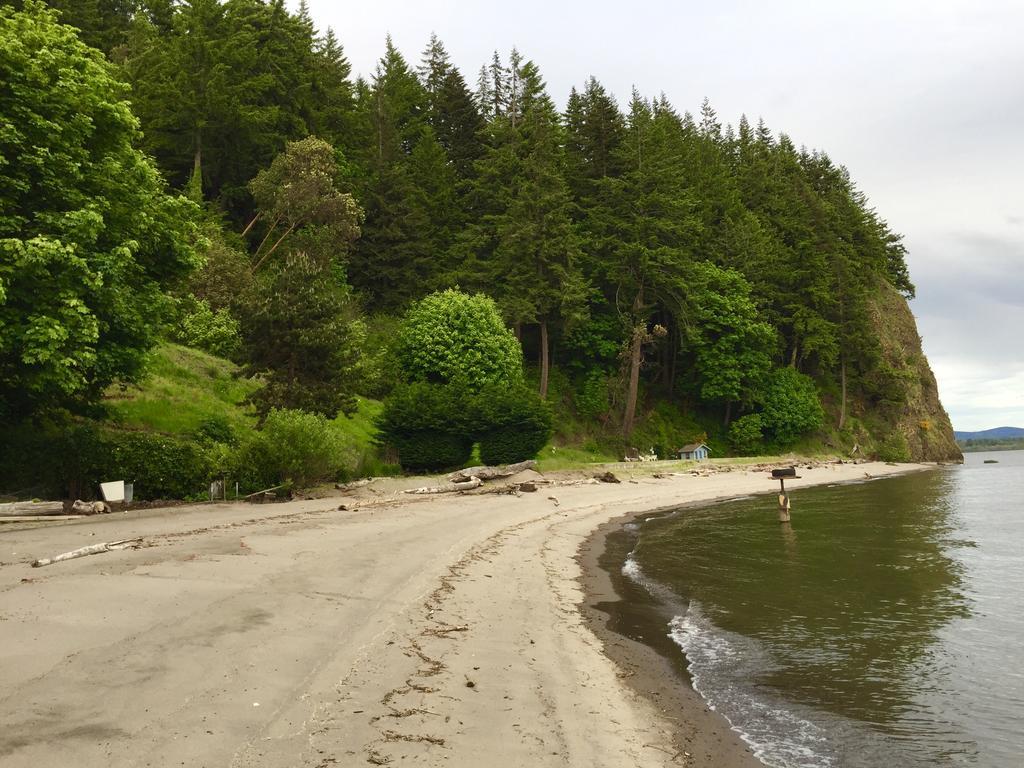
[377, 379, 551, 470]
[728, 413, 764, 455]
[390, 431, 474, 473]
[575, 370, 612, 420]
[193, 415, 237, 446]
[475, 384, 553, 465]
[248, 136, 362, 271]
[243, 251, 363, 419]
[759, 367, 825, 446]
[685, 262, 775, 410]
[0, 420, 216, 501]
[876, 431, 911, 463]
[103, 431, 214, 500]
[173, 296, 242, 358]
[235, 408, 354, 489]
[376, 382, 473, 471]
[0, 2, 198, 420]
[395, 289, 524, 390]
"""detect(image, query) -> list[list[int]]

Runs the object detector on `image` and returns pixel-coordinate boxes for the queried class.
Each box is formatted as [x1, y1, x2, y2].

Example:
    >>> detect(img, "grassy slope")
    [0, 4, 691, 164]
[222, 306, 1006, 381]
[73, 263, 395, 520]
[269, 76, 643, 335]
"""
[104, 343, 383, 454]
[104, 344, 260, 435]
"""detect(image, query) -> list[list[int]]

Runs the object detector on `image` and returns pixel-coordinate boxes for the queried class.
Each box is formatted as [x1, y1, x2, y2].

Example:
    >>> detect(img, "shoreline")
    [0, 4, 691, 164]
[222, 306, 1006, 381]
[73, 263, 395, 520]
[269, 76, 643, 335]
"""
[0, 459, 935, 767]
[575, 463, 939, 767]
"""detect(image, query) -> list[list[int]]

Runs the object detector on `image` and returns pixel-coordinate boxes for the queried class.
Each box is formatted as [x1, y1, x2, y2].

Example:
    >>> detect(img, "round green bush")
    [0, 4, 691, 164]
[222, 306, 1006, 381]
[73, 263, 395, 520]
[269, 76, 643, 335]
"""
[235, 408, 354, 490]
[395, 289, 524, 390]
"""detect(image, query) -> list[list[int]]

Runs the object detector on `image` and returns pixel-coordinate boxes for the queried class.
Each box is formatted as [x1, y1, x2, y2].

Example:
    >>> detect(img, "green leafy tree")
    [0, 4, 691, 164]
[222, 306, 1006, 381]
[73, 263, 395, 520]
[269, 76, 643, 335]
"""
[758, 367, 825, 446]
[685, 262, 775, 423]
[0, 2, 198, 420]
[242, 252, 363, 419]
[246, 136, 362, 271]
[394, 289, 523, 389]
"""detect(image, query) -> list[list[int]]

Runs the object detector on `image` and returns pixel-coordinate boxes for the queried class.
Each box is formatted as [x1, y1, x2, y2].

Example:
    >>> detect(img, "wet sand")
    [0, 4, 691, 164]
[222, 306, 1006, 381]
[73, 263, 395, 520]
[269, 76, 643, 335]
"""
[0, 460, 928, 767]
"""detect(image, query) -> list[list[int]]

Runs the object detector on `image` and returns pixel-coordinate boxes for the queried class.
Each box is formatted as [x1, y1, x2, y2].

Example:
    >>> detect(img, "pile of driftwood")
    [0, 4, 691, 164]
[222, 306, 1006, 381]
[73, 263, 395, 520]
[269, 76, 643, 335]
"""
[403, 460, 538, 495]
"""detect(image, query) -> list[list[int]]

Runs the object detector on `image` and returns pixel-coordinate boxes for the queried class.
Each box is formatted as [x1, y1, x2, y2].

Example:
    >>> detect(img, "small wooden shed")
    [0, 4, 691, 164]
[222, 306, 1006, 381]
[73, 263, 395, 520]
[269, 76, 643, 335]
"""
[678, 442, 711, 461]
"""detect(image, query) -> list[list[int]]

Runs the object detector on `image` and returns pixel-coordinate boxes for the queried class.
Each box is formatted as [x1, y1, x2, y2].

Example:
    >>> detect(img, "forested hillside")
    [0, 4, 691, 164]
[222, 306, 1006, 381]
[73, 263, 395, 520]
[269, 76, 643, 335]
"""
[0, 1, 960, 498]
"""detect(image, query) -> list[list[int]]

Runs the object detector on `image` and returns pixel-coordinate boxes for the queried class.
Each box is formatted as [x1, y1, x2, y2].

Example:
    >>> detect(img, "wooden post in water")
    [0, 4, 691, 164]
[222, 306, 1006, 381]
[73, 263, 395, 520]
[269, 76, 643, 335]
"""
[771, 468, 798, 523]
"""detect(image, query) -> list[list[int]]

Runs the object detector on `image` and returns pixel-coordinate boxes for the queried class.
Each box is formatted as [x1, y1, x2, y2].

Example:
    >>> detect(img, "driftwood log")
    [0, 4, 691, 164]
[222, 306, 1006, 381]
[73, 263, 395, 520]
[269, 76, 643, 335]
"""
[0, 501, 65, 517]
[403, 476, 483, 495]
[71, 500, 112, 516]
[0, 515, 86, 523]
[31, 538, 143, 568]
[447, 460, 536, 484]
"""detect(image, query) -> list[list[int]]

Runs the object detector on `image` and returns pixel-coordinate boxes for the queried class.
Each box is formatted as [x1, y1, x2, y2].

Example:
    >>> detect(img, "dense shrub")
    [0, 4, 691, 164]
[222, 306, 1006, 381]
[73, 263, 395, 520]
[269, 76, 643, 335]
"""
[759, 368, 825, 446]
[476, 385, 553, 465]
[390, 431, 474, 472]
[173, 296, 242, 358]
[575, 369, 611, 420]
[728, 413, 764, 455]
[193, 415, 237, 445]
[235, 408, 353, 489]
[377, 381, 553, 471]
[377, 383, 473, 471]
[0, 421, 215, 500]
[102, 431, 214, 499]
[395, 290, 524, 390]
[876, 431, 911, 463]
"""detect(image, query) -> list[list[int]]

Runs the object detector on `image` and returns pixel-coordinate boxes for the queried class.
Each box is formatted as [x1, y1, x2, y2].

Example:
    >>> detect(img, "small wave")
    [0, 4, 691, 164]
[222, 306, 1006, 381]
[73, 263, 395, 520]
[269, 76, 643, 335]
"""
[669, 604, 837, 768]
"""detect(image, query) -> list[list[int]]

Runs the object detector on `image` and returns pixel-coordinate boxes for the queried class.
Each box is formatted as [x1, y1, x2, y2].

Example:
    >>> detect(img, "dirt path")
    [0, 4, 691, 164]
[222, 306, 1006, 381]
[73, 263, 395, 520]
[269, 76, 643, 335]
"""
[0, 462, 925, 767]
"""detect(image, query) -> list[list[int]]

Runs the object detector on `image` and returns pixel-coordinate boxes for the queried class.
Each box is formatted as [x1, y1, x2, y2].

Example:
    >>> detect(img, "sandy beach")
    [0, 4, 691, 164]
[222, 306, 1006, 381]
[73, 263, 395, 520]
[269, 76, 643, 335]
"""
[0, 460, 931, 767]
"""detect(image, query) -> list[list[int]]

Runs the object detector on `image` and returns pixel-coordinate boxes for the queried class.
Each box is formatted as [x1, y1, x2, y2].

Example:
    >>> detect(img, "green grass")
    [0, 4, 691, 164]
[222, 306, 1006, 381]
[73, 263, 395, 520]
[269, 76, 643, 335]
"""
[104, 343, 260, 437]
[536, 444, 621, 471]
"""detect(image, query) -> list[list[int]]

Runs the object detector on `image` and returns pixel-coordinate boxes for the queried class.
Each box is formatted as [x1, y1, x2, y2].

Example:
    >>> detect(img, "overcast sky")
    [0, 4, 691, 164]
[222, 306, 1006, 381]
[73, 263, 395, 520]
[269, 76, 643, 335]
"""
[300, 0, 1023, 431]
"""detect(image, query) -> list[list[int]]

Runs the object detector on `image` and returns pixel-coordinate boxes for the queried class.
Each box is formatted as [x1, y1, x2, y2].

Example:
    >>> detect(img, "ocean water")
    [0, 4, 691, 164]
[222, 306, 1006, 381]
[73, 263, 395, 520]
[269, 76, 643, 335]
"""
[618, 451, 1024, 767]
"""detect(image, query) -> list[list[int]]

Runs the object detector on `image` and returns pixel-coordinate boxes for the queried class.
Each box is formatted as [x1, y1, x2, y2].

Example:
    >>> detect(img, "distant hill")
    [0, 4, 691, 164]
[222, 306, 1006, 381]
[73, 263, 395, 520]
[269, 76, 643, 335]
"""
[954, 426, 1024, 441]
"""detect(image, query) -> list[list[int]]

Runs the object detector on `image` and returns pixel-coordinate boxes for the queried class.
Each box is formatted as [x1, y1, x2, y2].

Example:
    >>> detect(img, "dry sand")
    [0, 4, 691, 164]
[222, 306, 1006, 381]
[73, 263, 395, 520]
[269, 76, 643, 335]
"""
[0, 460, 932, 767]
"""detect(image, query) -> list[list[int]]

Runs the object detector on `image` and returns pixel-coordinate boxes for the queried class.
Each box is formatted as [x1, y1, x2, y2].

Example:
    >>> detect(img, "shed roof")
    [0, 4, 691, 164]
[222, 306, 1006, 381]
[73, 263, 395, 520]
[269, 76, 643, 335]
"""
[679, 442, 711, 453]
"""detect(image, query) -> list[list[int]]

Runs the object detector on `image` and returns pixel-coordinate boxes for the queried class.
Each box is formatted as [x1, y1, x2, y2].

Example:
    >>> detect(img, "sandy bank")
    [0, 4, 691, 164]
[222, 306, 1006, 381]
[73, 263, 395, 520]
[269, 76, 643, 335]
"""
[0, 460, 931, 767]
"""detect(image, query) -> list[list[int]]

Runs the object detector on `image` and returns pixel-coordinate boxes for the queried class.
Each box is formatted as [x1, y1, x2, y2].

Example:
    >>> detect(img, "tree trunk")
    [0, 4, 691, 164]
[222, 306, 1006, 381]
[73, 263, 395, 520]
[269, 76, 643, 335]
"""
[622, 286, 645, 440]
[723, 400, 733, 427]
[190, 128, 202, 200]
[668, 324, 678, 394]
[838, 356, 847, 430]
[513, 323, 522, 341]
[539, 320, 550, 399]
[623, 324, 644, 439]
[789, 344, 798, 368]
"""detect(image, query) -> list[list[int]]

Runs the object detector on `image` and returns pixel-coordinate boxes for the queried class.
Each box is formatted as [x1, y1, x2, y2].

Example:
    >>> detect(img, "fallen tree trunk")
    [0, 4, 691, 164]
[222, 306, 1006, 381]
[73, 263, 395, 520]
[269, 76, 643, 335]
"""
[31, 538, 143, 568]
[0, 501, 65, 517]
[0, 515, 86, 523]
[403, 476, 483, 495]
[447, 460, 536, 483]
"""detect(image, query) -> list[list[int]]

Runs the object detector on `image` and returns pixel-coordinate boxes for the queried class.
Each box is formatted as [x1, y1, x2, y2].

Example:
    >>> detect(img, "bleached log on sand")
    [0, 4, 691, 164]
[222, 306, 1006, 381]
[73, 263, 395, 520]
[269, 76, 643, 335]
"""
[403, 476, 483, 495]
[31, 538, 143, 568]
[447, 460, 536, 483]
[0, 501, 65, 517]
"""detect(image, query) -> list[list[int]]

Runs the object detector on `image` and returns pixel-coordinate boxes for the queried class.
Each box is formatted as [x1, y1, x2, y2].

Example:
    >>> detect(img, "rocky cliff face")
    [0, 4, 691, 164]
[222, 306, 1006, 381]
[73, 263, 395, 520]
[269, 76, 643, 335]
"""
[863, 281, 963, 463]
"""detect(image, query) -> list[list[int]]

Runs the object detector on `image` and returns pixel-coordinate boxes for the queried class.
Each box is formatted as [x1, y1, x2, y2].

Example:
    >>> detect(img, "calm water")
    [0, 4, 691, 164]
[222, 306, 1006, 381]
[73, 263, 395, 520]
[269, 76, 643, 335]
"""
[621, 452, 1024, 767]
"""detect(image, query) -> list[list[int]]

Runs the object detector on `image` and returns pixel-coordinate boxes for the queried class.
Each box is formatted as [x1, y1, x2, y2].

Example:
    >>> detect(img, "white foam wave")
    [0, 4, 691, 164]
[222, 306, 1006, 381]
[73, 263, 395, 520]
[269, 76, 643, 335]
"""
[669, 603, 836, 768]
